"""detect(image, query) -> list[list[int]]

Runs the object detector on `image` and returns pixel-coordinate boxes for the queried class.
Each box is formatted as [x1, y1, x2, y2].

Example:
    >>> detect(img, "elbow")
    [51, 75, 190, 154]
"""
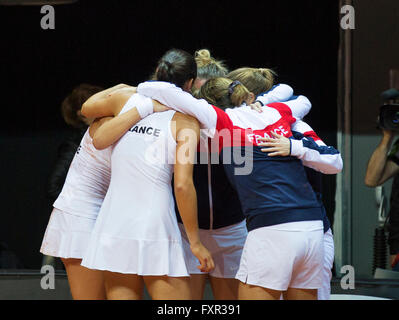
[81, 101, 92, 118]
[364, 167, 382, 188]
[92, 136, 107, 150]
[174, 182, 189, 195]
[81, 99, 100, 118]
[328, 159, 343, 175]
[301, 96, 312, 114]
[283, 84, 294, 98]
[174, 180, 193, 196]
[364, 176, 379, 188]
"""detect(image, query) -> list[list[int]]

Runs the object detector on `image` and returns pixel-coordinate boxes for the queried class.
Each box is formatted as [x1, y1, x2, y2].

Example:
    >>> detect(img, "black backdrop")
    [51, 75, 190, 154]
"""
[0, 0, 339, 268]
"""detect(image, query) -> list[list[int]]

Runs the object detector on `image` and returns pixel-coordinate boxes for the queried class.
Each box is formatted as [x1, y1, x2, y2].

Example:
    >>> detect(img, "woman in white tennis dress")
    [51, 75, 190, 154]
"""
[80, 49, 214, 300]
[40, 85, 160, 299]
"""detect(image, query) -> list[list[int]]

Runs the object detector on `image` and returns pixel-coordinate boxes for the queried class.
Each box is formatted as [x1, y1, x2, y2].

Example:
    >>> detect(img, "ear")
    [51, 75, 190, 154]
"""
[193, 77, 207, 90]
[183, 78, 194, 92]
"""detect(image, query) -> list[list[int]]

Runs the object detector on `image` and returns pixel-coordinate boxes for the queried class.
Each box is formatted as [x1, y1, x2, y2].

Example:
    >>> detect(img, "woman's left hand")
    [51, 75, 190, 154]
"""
[258, 131, 291, 156]
[249, 101, 263, 113]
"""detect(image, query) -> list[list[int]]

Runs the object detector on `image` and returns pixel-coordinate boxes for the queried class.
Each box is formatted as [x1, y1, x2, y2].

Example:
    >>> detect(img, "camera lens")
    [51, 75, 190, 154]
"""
[392, 112, 399, 125]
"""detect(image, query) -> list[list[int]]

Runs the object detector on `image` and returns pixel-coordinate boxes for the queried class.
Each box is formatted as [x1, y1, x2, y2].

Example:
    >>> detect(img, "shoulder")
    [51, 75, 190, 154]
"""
[173, 112, 200, 130]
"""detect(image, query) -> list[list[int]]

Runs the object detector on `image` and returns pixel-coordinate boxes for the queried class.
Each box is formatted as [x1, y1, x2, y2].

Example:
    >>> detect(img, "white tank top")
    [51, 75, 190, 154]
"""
[53, 94, 153, 219]
[110, 110, 177, 191]
[94, 110, 178, 238]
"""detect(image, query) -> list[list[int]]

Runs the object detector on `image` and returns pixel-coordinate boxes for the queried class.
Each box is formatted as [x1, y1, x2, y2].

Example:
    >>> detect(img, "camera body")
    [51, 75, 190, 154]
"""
[379, 89, 399, 131]
[379, 104, 399, 131]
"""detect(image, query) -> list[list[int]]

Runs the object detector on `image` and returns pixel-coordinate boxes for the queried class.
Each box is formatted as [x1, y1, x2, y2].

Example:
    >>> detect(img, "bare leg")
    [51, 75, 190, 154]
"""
[61, 258, 106, 300]
[209, 276, 239, 300]
[285, 288, 318, 300]
[238, 282, 282, 300]
[104, 271, 144, 300]
[144, 276, 191, 300]
[189, 274, 207, 300]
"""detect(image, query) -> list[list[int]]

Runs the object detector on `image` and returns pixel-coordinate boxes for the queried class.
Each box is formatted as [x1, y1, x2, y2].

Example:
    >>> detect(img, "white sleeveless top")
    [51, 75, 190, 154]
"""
[53, 94, 153, 220]
[96, 110, 178, 234]
[81, 110, 190, 276]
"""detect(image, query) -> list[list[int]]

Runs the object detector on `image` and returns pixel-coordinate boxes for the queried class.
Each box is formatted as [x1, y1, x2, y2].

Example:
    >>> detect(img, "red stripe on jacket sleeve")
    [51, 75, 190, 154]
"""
[303, 130, 321, 142]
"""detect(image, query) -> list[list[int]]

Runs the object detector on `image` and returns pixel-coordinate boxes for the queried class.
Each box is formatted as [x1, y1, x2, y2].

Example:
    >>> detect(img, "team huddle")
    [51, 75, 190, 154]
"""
[40, 49, 343, 300]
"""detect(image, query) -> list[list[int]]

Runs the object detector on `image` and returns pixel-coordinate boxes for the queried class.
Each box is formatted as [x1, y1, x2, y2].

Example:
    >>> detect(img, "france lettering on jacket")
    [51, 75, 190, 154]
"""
[209, 102, 296, 152]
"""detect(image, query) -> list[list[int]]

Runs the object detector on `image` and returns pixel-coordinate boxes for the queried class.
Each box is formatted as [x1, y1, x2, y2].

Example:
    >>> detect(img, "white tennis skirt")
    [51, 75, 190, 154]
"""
[80, 208, 190, 277]
[178, 220, 247, 278]
[40, 208, 96, 259]
[81, 233, 190, 278]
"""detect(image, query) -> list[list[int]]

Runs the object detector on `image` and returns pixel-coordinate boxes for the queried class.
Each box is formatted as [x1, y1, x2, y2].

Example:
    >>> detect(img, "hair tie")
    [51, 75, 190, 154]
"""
[228, 80, 241, 96]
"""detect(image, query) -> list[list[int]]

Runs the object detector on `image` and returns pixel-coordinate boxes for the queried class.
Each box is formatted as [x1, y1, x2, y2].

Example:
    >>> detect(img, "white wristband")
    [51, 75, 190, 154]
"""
[135, 97, 154, 119]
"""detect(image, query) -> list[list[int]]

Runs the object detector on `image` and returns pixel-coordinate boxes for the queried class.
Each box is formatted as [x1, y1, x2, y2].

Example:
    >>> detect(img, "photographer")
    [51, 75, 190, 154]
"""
[365, 91, 399, 271]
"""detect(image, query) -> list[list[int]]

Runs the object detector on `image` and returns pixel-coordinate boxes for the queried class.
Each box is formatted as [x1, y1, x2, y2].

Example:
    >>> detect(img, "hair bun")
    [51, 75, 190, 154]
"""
[195, 49, 213, 67]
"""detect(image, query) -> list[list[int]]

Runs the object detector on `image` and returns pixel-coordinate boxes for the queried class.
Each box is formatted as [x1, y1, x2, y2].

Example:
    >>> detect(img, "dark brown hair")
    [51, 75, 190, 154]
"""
[61, 83, 103, 128]
[153, 49, 197, 89]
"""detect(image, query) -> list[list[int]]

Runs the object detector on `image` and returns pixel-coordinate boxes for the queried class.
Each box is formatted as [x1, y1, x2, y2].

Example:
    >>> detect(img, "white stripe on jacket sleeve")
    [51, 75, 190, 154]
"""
[290, 120, 343, 174]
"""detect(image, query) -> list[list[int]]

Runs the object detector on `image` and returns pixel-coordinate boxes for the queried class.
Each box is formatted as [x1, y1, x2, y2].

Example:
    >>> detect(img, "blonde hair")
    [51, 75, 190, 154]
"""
[198, 77, 251, 110]
[195, 49, 229, 79]
[227, 67, 276, 96]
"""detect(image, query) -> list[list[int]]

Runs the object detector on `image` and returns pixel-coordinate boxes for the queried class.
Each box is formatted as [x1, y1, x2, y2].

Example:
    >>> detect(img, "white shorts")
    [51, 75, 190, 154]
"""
[40, 208, 96, 259]
[236, 221, 324, 291]
[178, 220, 247, 278]
[318, 229, 334, 300]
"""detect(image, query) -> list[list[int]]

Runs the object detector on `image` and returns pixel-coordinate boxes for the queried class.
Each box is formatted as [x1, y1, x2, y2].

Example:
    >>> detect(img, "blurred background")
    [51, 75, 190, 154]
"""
[0, 0, 398, 299]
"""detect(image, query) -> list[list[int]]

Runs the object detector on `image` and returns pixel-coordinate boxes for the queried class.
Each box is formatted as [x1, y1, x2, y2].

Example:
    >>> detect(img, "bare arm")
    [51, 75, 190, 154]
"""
[81, 86, 136, 119]
[365, 130, 399, 187]
[91, 95, 169, 150]
[92, 108, 142, 150]
[173, 114, 214, 273]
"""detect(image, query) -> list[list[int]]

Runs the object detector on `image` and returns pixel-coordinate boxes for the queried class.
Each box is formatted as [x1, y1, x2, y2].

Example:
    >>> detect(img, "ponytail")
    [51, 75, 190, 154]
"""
[258, 68, 276, 87]
[156, 60, 173, 82]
